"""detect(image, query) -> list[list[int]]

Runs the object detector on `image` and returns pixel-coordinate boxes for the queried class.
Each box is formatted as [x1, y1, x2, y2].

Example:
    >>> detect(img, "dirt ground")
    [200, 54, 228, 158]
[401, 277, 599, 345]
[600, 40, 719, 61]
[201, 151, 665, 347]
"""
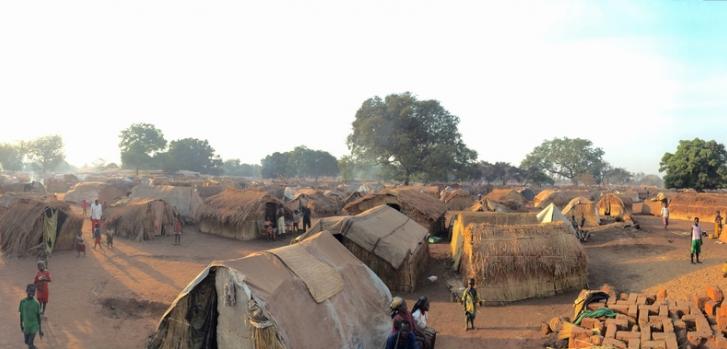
[1, 213, 726, 349]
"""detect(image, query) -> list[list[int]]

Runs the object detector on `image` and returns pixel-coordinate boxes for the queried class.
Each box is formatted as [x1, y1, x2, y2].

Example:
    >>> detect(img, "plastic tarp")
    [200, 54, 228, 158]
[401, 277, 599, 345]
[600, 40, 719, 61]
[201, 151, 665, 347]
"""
[537, 203, 577, 235]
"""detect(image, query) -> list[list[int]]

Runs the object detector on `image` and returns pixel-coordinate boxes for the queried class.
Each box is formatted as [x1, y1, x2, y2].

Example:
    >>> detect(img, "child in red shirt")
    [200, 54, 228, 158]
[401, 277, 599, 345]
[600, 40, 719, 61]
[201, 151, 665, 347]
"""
[33, 261, 52, 315]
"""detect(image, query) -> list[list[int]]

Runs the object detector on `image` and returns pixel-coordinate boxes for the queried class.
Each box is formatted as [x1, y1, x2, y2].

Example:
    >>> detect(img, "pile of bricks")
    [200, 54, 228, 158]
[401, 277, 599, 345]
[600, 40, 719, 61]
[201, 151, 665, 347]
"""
[543, 285, 727, 349]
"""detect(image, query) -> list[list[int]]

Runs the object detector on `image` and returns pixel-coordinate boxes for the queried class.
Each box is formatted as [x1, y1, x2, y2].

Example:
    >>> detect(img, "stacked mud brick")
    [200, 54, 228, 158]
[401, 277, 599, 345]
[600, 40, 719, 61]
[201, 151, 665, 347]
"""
[547, 286, 727, 349]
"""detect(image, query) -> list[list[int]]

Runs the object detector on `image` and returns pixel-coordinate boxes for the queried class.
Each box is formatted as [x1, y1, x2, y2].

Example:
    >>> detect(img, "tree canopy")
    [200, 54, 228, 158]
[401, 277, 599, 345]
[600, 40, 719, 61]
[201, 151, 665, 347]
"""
[161, 138, 222, 175]
[347, 92, 477, 184]
[222, 159, 261, 178]
[602, 166, 633, 185]
[24, 135, 65, 174]
[660, 138, 727, 190]
[521, 137, 606, 184]
[261, 146, 339, 179]
[0, 143, 24, 172]
[119, 123, 167, 171]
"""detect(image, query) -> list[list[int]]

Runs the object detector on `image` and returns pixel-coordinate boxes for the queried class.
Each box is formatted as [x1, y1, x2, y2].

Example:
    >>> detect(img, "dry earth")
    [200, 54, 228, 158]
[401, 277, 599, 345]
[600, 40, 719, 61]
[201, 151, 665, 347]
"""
[1, 213, 726, 349]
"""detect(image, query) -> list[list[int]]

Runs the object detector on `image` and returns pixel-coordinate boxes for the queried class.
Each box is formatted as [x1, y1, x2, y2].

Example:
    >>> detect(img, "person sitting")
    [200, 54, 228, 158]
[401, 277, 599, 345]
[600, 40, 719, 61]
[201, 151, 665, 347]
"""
[390, 297, 423, 348]
[385, 319, 418, 349]
[264, 219, 276, 241]
[412, 297, 436, 349]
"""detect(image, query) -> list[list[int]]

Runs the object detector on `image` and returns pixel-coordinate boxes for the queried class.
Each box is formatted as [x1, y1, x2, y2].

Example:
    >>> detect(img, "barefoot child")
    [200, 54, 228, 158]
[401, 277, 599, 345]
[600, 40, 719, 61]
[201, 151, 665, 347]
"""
[19, 284, 43, 349]
[33, 261, 51, 315]
[462, 278, 479, 331]
[93, 222, 103, 250]
[173, 216, 183, 246]
[75, 231, 86, 257]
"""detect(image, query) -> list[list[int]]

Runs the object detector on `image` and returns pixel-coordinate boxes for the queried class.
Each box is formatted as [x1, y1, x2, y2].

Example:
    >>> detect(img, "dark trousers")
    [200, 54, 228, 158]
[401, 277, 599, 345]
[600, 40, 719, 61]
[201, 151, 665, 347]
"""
[303, 218, 311, 231]
[24, 332, 36, 348]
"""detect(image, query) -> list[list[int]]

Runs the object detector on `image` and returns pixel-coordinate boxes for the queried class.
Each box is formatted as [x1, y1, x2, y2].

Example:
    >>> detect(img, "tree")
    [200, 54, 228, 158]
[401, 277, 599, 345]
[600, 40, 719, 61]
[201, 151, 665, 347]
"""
[119, 123, 167, 172]
[659, 138, 727, 190]
[222, 159, 261, 177]
[521, 137, 606, 184]
[261, 152, 293, 178]
[347, 92, 477, 184]
[25, 135, 65, 174]
[161, 138, 222, 175]
[633, 173, 663, 187]
[602, 166, 633, 185]
[519, 164, 554, 186]
[0, 143, 24, 171]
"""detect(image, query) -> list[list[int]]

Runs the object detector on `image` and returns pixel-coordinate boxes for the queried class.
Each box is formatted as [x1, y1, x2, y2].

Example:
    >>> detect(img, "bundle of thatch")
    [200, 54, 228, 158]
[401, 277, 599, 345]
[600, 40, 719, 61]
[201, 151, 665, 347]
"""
[441, 189, 475, 211]
[562, 196, 600, 227]
[199, 189, 286, 240]
[64, 181, 130, 204]
[343, 188, 447, 235]
[0, 198, 83, 256]
[104, 199, 177, 241]
[484, 188, 527, 210]
[285, 188, 340, 217]
[130, 184, 203, 222]
[461, 222, 587, 303]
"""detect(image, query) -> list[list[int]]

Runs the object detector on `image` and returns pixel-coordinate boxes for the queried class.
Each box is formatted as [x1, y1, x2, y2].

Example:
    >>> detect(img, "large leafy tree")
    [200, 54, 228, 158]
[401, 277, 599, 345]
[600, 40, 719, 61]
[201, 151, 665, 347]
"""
[25, 135, 65, 174]
[0, 143, 24, 171]
[521, 137, 606, 184]
[347, 92, 477, 184]
[519, 164, 554, 186]
[602, 166, 633, 185]
[261, 152, 293, 178]
[222, 159, 261, 178]
[119, 123, 167, 172]
[660, 138, 727, 190]
[261, 146, 339, 179]
[161, 138, 222, 175]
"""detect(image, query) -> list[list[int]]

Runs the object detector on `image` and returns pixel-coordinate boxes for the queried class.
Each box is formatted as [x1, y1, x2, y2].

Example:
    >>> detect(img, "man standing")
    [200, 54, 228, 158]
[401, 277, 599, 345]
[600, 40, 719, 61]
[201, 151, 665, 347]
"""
[19, 284, 43, 349]
[302, 206, 312, 232]
[714, 211, 723, 240]
[90, 199, 103, 227]
[661, 203, 670, 230]
[33, 262, 51, 315]
[692, 217, 703, 264]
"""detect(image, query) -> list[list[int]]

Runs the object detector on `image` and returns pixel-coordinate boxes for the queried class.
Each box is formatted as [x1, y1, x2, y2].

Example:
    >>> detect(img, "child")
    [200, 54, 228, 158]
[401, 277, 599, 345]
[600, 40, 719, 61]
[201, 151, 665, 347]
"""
[93, 223, 103, 249]
[19, 284, 43, 349]
[106, 229, 114, 249]
[692, 217, 703, 264]
[462, 278, 479, 331]
[75, 231, 86, 257]
[715, 211, 723, 240]
[173, 217, 183, 246]
[33, 261, 52, 315]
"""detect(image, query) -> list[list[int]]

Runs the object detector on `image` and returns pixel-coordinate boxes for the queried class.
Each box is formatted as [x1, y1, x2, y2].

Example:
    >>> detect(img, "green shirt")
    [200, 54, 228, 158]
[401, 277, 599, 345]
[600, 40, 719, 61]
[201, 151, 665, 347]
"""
[19, 298, 41, 334]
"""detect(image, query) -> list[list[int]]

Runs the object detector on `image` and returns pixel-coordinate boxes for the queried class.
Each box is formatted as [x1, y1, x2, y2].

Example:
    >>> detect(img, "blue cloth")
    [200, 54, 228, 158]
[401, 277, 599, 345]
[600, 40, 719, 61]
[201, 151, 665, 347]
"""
[385, 331, 418, 349]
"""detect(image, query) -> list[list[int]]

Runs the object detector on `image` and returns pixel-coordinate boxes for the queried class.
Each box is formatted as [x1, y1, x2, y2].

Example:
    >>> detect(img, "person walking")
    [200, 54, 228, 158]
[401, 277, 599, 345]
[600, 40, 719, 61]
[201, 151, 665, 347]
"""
[692, 217, 704, 264]
[173, 216, 183, 246]
[714, 211, 723, 240]
[90, 199, 103, 227]
[92, 222, 103, 250]
[462, 278, 479, 331]
[33, 262, 51, 315]
[661, 202, 670, 230]
[75, 231, 86, 257]
[19, 284, 43, 349]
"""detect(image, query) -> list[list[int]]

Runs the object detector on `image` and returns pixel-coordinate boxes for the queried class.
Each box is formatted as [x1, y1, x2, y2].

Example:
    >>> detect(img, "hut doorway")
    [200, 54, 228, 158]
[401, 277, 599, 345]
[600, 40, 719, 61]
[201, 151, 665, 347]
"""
[265, 203, 278, 221]
[386, 203, 401, 211]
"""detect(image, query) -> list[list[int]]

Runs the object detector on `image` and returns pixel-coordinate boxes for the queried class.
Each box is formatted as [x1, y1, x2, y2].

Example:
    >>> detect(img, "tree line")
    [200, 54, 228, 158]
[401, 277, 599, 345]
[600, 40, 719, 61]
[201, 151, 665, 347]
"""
[0, 135, 69, 174]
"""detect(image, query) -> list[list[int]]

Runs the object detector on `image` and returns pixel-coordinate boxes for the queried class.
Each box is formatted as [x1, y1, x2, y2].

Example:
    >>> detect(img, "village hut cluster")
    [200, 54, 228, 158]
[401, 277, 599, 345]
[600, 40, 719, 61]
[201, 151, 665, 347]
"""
[1, 170, 701, 348]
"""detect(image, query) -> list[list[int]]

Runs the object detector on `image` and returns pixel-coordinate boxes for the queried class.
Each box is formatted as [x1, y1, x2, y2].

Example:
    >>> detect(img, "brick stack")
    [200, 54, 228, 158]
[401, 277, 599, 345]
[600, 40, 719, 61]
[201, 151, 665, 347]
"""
[546, 285, 727, 349]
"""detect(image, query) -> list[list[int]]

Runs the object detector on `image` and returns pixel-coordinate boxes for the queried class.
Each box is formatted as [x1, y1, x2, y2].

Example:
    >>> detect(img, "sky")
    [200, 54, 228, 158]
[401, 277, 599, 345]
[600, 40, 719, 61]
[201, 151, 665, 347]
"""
[1, 0, 726, 174]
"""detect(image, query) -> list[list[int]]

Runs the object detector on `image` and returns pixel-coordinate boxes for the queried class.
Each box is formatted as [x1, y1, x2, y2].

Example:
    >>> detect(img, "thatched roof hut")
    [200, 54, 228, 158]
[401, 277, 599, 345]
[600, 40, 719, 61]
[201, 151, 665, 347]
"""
[0, 197, 82, 257]
[199, 189, 286, 241]
[461, 222, 587, 303]
[130, 184, 203, 222]
[596, 193, 632, 220]
[441, 189, 475, 211]
[449, 212, 539, 271]
[562, 196, 600, 227]
[295, 205, 428, 292]
[285, 188, 340, 217]
[64, 181, 131, 204]
[343, 188, 446, 235]
[104, 199, 177, 241]
[147, 231, 391, 349]
[484, 188, 527, 210]
[533, 189, 595, 209]
[44, 174, 79, 193]
[642, 192, 727, 222]
[1, 181, 47, 194]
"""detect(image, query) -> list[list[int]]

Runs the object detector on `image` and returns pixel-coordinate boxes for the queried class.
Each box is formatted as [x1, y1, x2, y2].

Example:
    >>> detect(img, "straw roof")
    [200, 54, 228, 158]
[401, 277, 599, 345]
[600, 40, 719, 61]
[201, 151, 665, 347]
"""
[64, 181, 130, 204]
[462, 222, 587, 303]
[642, 192, 727, 221]
[0, 197, 82, 256]
[130, 184, 203, 221]
[200, 189, 283, 229]
[286, 189, 340, 217]
[562, 196, 600, 227]
[342, 188, 446, 234]
[441, 189, 475, 211]
[596, 193, 631, 219]
[105, 199, 177, 241]
[484, 188, 527, 210]
[534, 189, 595, 209]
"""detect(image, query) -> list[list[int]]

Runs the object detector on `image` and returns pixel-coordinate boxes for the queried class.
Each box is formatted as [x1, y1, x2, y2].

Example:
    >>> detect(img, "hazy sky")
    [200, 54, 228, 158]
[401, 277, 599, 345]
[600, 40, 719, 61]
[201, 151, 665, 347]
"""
[1, 0, 726, 174]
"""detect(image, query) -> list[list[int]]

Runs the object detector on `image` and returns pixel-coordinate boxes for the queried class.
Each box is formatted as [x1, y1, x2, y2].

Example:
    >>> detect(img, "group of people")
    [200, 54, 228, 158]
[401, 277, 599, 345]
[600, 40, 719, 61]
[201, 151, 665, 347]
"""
[263, 205, 312, 241]
[661, 202, 724, 265]
[18, 261, 52, 349]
